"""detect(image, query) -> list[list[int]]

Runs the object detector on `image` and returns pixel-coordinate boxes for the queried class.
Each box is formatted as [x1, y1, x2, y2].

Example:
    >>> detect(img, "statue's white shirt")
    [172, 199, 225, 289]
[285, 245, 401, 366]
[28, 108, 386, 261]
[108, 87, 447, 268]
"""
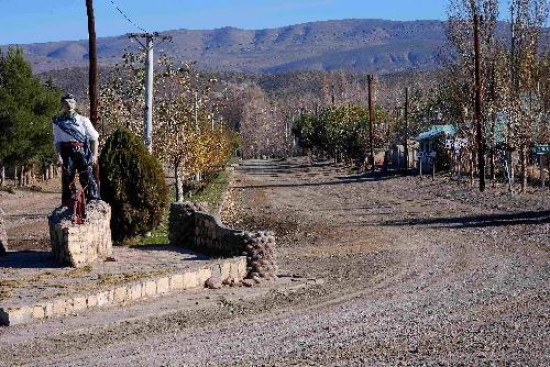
[53, 114, 99, 144]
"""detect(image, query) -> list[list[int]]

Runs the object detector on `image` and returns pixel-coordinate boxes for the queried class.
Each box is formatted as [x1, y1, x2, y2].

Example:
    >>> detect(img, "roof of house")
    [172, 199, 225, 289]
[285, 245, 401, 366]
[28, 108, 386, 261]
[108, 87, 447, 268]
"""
[416, 124, 457, 141]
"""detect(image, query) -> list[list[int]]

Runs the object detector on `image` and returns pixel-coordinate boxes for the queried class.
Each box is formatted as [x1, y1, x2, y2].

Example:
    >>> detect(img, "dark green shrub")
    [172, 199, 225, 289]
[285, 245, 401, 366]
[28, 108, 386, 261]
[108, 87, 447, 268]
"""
[99, 128, 168, 243]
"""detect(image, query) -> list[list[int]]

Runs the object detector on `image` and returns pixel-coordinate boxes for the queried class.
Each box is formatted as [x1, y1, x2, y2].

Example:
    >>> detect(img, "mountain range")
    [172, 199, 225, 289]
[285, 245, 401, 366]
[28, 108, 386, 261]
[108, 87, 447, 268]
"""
[1, 19, 451, 75]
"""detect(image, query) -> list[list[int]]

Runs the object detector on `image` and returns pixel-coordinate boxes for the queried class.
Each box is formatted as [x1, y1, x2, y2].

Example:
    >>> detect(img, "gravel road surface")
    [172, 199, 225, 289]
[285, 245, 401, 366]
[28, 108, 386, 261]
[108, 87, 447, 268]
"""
[0, 158, 548, 366]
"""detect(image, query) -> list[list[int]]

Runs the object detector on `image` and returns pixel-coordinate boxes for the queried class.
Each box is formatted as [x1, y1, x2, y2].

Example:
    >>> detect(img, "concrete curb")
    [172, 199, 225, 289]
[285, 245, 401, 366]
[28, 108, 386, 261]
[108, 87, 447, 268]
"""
[0, 256, 246, 326]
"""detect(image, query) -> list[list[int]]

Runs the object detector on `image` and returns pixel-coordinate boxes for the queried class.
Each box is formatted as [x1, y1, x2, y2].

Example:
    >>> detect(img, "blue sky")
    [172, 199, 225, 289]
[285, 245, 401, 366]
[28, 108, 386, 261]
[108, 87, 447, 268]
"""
[0, 0, 509, 45]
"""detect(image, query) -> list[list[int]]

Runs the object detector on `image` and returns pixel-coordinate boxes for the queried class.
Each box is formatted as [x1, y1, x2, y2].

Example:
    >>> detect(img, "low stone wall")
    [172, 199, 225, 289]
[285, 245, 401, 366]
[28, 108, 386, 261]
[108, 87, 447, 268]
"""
[0, 208, 7, 256]
[48, 200, 112, 267]
[0, 257, 246, 326]
[169, 202, 277, 283]
[168, 202, 209, 250]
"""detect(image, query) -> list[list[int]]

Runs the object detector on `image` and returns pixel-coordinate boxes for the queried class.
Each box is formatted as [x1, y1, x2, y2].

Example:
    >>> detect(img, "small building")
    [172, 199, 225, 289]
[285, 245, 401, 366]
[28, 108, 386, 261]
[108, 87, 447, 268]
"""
[389, 140, 418, 169]
[415, 124, 458, 171]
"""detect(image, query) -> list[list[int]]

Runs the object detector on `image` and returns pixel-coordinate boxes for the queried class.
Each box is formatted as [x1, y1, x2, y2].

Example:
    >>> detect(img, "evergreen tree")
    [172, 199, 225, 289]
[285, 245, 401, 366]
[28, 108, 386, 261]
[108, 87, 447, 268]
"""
[99, 128, 169, 243]
[0, 47, 60, 171]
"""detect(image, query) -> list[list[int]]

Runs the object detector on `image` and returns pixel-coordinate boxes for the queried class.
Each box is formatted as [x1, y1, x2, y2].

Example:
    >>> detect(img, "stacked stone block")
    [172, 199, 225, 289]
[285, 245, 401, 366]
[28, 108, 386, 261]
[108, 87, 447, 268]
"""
[168, 201, 208, 248]
[48, 200, 112, 267]
[241, 231, 278, 284]
[0, 257, 247, 326]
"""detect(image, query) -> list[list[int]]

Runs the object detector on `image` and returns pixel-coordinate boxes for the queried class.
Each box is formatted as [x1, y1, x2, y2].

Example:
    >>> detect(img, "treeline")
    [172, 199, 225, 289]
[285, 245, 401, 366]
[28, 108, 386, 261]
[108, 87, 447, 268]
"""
[293, 104, 389, 164]
[99, 52, 240, 201]
[0, 33, 511, 192]
[444, 0, 550, 191]
[39, 64, 441, 161]
[12, 0, 550, 196]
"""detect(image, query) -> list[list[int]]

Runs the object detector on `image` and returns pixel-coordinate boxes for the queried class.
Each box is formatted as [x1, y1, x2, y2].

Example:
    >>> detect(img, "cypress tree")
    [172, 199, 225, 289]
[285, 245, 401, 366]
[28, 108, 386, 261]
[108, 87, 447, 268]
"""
[99, 128, 168, 243]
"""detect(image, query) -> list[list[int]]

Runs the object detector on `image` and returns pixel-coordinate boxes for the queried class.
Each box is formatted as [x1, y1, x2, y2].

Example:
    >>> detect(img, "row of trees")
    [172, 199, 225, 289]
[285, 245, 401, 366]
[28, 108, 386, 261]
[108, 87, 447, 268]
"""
[99, 52, 239, 201]
[446, 0, 550, 191]
[292, 104, 389, 164]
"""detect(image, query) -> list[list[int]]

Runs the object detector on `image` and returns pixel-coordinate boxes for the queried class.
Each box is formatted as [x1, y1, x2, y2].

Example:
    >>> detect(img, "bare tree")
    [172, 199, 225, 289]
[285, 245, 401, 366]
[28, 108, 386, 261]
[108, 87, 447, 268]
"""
[508, 0, 549, 191]
[447, 0, 501, 189]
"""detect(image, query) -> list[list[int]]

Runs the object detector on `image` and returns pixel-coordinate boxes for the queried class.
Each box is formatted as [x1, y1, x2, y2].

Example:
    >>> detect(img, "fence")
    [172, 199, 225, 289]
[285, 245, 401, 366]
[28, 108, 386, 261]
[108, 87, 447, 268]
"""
[0, 164, 60, 187]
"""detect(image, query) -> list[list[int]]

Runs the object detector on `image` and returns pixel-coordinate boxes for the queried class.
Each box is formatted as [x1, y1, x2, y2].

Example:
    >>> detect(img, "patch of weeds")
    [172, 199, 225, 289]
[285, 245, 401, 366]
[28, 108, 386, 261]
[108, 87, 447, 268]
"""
[188, 170, 231, 211]
[0, 279, 24, 301]
[140, 232, 169, 245]
[0, 185, 15, 194]
[65, 265, 93, 278]
[138, 205, 170, 246]
[138, 169, 232, 246]
[97, 270, 167, 287]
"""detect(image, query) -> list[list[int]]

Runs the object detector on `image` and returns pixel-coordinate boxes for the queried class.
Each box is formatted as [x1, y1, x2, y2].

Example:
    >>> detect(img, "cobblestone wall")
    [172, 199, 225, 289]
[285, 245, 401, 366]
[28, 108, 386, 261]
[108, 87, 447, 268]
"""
[0, 208, 7, 256]
[48, 200, 112, 267]
[168, 202, 277, 282]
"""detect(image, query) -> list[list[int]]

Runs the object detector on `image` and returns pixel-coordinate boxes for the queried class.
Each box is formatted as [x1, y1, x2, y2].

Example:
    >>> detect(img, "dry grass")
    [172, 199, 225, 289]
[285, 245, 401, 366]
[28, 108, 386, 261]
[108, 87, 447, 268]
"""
[0, 279, 25, 301]
[97, 270, 168, 287]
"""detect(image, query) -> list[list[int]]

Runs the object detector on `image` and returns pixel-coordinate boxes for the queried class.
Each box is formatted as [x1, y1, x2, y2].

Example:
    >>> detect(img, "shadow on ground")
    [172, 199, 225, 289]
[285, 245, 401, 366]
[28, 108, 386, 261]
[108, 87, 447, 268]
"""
[129, 244, 209, 260]
[383, 210, 550, 229]
[236, 163, 404, 190]
[0, 251, 60, 269]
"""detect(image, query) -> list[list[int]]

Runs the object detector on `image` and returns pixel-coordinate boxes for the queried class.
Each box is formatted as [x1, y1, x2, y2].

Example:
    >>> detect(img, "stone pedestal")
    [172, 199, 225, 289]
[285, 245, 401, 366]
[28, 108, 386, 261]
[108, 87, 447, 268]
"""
[48, 200, 112, 267]
[0, 208, 8, 256]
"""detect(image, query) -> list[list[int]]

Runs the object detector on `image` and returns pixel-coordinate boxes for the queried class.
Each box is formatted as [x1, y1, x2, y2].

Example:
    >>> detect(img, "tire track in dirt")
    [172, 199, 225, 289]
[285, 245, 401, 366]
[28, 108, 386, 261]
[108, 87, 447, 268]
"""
[1, 158, 549, 366]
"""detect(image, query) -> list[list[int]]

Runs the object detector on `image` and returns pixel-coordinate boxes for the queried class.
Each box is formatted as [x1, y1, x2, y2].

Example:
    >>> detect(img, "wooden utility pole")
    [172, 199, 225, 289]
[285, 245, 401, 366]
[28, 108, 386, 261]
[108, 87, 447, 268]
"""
[86, 0, 99, 129]
[404, 87, 409, 174]
[474, 14, 486, 192]
[368, 75, 375, 172]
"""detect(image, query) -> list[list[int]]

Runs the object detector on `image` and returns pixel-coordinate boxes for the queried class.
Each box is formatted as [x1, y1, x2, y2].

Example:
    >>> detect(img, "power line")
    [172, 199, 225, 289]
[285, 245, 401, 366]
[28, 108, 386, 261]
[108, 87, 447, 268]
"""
[107, 0, 148, 33]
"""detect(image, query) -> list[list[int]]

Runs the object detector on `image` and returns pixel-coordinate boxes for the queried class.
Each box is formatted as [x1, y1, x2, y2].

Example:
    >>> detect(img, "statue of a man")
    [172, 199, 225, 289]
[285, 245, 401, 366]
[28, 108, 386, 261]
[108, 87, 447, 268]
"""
[52, 94, 100, 207]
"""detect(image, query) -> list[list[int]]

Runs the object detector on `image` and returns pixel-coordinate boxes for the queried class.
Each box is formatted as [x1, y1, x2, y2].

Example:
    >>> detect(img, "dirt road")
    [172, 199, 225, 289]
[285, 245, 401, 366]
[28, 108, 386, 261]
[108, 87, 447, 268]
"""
[0, 158, 549, 366]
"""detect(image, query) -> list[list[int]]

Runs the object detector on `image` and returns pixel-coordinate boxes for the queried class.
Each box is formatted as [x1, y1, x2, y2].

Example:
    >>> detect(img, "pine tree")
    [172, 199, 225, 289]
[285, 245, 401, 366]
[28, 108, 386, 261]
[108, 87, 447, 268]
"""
[0, 47, 61, 180]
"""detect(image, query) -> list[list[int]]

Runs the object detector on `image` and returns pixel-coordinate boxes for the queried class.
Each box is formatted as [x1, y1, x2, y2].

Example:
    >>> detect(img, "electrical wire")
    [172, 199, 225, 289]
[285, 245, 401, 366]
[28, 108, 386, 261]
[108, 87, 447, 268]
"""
[107, 0, 148, 33]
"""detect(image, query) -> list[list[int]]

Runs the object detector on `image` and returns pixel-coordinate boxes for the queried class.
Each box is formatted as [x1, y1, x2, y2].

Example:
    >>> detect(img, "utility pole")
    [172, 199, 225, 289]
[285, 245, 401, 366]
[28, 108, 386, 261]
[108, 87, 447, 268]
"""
[368, 75, 375, 172]
[86, 0, 99, 130]
[474, 14, 486, 192]
[144, 35, 154, 154]
[404, 87, 409, 175]
[129, 33, 170, 153]
[195, 90, 199, 131]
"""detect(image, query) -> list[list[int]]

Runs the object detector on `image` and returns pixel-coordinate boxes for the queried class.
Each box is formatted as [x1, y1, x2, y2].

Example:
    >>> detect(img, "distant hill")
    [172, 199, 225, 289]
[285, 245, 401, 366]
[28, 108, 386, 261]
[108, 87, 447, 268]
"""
[1, 19, 451, 75]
